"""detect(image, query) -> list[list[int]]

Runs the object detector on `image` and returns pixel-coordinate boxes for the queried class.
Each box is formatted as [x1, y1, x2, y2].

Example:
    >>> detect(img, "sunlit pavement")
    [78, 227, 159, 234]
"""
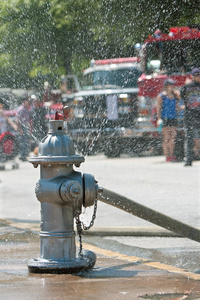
[0, 154, 200, 298]
[1, 153, 200, 227]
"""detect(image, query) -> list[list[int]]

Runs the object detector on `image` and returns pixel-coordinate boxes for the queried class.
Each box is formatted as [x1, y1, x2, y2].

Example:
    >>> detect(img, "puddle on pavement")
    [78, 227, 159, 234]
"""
[0, 221, 39, 276]
[0, 229, 38, 243]
[0, 220, 39, 244]
[83, 236, 200, 274]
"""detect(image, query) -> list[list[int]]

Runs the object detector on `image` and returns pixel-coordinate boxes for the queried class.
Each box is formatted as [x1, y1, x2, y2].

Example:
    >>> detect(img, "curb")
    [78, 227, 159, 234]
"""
[1, 220, 186, 237]
[82, 226, 182, 237]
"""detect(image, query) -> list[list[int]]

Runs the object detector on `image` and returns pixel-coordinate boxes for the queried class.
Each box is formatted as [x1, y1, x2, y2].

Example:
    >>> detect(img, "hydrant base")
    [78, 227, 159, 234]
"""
[28, 251, 96, 274]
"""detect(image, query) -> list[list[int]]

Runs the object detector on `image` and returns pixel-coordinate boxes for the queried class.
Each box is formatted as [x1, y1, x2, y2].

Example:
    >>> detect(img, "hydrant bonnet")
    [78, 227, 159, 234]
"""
[30, 120, 84, 167]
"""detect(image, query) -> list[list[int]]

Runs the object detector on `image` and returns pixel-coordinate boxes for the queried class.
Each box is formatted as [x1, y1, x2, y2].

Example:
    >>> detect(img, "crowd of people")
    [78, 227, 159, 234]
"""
[0, 67, 200, 166]
[0, 94, 48, 163]
[157, 67, 200, 166]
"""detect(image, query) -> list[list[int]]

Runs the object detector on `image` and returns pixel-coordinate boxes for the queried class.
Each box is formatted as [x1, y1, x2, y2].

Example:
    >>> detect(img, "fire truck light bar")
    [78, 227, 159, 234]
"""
[93, 57, 140, 65]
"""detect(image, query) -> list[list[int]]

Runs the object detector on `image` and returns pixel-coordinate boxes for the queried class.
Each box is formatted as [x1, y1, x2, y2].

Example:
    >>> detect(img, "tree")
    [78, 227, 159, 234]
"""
[0, 0, 63, 88]
[0, 0, 199, 88]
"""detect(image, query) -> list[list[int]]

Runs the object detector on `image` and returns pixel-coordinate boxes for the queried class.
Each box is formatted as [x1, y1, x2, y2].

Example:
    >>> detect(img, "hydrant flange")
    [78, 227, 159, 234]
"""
[28, 250, 96, 274]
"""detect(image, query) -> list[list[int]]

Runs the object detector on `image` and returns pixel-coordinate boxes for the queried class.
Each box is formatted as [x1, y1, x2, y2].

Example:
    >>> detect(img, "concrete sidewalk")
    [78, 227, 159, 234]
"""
[0, 220, 200, 300]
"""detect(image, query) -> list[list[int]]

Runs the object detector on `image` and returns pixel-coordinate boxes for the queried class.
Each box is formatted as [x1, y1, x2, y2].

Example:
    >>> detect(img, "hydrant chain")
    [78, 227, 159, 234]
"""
[75, 212, 83, 256]
[82, 198, 98, 230]
[75, 198, 98, 255]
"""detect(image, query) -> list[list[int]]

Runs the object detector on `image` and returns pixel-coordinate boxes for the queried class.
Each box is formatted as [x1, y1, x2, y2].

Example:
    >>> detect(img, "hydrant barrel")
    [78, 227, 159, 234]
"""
[28, 119, 99, 273]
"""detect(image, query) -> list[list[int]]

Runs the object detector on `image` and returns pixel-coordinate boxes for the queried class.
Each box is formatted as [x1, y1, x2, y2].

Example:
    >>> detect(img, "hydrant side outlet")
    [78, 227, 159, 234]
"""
[83, 173, 98, 207]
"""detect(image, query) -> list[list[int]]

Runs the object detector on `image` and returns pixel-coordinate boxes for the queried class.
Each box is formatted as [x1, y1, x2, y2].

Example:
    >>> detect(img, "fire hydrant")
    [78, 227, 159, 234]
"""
[28, 117, 101, 273]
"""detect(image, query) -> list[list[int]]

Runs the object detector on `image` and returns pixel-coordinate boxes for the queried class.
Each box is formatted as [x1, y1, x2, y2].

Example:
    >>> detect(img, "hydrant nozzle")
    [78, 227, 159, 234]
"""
[28, 119, 99, 273]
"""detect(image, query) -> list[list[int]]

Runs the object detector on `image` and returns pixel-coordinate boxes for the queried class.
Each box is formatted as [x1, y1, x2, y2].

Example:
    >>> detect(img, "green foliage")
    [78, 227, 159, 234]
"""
[0, 0, 199, 88]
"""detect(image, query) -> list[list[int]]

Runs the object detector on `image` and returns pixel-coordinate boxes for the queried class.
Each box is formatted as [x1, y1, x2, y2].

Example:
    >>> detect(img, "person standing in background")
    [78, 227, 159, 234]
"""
[180, 68, 200, 166]
[0, 100, 17, 134]
[193, 130, 200, 160]
[16, 96, 32, 161]
[30, 94, 48, 155]
[157, 79, 180, 162]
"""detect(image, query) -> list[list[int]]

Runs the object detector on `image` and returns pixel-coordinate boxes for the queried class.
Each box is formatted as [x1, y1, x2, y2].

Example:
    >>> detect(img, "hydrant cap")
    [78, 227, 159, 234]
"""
[39, 120, 75, 157]
[29, 120, 84, 166]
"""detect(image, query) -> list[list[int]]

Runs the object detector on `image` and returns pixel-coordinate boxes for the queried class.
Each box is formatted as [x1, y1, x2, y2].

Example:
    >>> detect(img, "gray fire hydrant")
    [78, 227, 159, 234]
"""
[28, 118, 101, 273]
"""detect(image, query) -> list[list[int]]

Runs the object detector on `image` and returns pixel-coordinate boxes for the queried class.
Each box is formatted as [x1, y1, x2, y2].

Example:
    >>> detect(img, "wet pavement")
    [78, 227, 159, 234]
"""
[1, 220, 200, 300]
[1, 155, 200, 298]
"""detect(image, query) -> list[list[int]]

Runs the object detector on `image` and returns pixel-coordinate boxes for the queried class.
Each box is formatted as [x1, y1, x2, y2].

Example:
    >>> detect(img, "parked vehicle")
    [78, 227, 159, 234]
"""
[135, 26, 200, 159]
[62, 57, 142, 157]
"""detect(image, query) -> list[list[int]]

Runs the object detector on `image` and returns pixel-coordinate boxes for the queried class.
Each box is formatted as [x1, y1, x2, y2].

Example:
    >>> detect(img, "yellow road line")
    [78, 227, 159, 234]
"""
[82, 242, 200, 281]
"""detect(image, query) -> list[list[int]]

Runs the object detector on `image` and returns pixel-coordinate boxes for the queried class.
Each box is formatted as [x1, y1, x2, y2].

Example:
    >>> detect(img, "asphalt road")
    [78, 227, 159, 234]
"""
[0, 153, 199, 227]
[0, 153, 200, 273]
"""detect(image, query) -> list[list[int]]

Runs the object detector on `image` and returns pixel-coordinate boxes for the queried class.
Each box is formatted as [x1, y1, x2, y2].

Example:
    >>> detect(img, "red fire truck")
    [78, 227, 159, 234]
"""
[136, 25, 200, 159]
